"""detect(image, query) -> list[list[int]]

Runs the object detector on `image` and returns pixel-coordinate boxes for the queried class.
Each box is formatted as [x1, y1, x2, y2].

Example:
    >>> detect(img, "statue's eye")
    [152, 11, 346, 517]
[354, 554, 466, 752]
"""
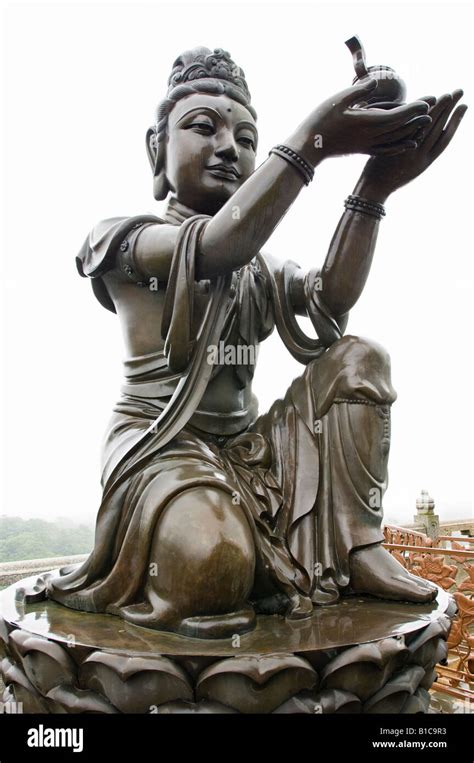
[238, 136, 255, 150]
[189, 121, 214, 133]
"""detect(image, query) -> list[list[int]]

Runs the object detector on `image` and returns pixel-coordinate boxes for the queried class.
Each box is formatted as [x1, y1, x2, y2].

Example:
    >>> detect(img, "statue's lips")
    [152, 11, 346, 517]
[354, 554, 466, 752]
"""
[206, 167, 239, 180]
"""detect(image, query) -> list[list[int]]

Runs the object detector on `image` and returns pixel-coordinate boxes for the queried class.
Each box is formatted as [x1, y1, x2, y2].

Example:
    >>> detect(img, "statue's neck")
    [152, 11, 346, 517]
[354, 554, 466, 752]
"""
[163, 196, 203, 225]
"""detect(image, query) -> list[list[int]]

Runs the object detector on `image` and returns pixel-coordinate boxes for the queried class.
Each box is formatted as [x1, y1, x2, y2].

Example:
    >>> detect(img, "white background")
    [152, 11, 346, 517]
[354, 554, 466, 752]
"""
[1, 1, 472, 527]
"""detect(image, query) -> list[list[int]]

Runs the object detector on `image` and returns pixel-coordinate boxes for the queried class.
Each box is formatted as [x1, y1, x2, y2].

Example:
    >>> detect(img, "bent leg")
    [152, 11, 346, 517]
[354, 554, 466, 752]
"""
[309, 336, 436, 603]
[325, 398, 436, 603]
[120, 485, 257, 637]
[246, 334, 436, 609]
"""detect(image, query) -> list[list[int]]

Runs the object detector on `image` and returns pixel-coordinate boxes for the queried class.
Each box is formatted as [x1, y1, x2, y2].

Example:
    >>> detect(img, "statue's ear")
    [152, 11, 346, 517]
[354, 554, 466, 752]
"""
[145, 126, 157, 171]
[146, 126, 170, 201]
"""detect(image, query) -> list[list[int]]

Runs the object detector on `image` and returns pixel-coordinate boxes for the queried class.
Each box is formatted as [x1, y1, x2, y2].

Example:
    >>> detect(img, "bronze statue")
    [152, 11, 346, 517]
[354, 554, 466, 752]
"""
[43, 44, 466, 639]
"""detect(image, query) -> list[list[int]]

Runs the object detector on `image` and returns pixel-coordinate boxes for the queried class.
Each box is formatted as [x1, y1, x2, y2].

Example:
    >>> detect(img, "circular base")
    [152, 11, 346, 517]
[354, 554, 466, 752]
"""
[0, 572, 455, 714]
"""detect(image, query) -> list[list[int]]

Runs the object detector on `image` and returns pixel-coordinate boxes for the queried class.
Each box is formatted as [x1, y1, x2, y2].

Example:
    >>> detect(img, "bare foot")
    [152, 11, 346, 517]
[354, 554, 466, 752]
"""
[349, 543, 438, 603]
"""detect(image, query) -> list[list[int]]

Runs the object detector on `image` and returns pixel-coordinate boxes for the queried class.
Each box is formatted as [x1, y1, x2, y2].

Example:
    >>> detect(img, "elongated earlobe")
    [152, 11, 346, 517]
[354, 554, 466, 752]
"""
[146, 126, 170, 201]
[153, 167, 170, 201]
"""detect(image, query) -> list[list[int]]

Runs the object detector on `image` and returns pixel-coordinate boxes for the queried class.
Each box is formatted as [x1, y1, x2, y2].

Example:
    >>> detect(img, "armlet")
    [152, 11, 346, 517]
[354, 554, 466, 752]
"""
[116, 222, 156, 286]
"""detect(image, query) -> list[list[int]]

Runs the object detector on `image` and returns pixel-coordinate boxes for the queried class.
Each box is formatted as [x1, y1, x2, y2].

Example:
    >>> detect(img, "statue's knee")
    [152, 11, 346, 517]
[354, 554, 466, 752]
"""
[308, 334, 396, 416]
[149, 486, 255, 614]
[321, 335, 393, 388]
[335, 335, 391, 368]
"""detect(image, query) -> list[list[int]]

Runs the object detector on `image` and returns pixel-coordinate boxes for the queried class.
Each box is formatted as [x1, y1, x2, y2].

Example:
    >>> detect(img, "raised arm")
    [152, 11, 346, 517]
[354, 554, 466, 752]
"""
[134, 79, 430, 282]
[291, 90, 466, 319]
[289, 173, 386, 319]
[320, 174, 384, 316]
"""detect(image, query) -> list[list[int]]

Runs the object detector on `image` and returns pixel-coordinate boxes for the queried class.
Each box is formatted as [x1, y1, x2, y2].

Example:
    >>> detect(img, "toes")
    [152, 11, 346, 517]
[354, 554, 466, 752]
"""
[393, 576, 438, 602]
[405, 572, 438, 592]
[348, 546, 438, 604]
[393, 563, 438, 592]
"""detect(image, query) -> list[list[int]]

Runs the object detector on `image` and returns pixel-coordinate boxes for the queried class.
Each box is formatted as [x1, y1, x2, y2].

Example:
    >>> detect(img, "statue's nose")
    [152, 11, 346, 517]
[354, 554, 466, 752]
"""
[215, 137, 239, 162]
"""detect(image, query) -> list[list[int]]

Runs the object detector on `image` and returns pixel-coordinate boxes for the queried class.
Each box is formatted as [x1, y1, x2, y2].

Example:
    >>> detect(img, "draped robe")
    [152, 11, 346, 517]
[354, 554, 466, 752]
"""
[41, 197, 397, 623]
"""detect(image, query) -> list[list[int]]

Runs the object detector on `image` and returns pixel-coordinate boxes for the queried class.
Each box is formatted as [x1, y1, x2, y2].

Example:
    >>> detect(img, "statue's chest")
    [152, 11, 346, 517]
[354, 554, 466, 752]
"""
[192, 260, 268, 339]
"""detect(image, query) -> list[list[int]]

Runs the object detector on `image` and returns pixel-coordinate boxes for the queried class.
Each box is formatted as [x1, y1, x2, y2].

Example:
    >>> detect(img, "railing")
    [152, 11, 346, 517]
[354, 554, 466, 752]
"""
[383, 525, 474, 704]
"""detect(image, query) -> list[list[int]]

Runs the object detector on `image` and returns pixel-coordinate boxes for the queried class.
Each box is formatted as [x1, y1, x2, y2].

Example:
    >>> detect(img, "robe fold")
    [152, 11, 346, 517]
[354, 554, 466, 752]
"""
[42, 198, 397, 622]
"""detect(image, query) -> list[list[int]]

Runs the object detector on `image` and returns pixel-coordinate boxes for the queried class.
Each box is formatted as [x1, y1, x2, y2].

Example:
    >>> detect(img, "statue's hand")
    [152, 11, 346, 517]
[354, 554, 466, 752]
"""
[359, 90, 467, 197]
[305, 79, 431, 160]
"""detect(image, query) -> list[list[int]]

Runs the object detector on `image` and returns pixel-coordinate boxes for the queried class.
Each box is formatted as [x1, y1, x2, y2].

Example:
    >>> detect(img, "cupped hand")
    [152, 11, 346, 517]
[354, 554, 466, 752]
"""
[310, 78, 432, 158]
[359, 90, 467, 197]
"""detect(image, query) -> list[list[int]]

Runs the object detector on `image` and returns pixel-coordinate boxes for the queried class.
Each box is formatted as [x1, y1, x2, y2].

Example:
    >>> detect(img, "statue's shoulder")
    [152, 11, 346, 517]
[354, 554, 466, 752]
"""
[75, 213, 164, 314]
[76, 214, 164, 279]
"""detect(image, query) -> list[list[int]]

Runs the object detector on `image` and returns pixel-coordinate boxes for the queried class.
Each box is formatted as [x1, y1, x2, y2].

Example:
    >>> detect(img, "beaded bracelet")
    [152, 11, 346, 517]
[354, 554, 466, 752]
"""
[344, 194, 386, 220]
[268, 144, 314, 186]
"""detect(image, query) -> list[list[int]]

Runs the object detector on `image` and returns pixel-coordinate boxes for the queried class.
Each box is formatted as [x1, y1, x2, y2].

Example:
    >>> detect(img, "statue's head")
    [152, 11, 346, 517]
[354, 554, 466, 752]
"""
[146, 47, 258, 215]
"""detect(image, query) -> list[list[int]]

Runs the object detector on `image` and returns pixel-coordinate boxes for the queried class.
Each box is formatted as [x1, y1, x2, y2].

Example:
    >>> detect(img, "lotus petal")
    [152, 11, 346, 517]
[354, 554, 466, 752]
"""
[273, 688, 361, 714]
[196, 653, 318, 714]
[321, 637, 408, 701]
[81, 652, 193, 713]
[363, 665, 425, 713]
[45, 684, 118, 714]
[9, 630, 77, 694]
[1, 656, 49, 713]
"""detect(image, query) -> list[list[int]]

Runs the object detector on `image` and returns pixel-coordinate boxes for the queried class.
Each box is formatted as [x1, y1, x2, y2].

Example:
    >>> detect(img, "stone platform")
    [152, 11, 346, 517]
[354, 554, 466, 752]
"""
[0, 572, 455, 714]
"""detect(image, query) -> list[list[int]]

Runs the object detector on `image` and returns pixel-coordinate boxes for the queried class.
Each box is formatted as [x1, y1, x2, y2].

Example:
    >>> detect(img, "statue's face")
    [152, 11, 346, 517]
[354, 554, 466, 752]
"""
[164, 92, 258, 214]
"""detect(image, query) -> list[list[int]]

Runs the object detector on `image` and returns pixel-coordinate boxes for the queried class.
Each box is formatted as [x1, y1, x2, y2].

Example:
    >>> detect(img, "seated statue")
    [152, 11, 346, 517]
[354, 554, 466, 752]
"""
[45, 47, 466, 638]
